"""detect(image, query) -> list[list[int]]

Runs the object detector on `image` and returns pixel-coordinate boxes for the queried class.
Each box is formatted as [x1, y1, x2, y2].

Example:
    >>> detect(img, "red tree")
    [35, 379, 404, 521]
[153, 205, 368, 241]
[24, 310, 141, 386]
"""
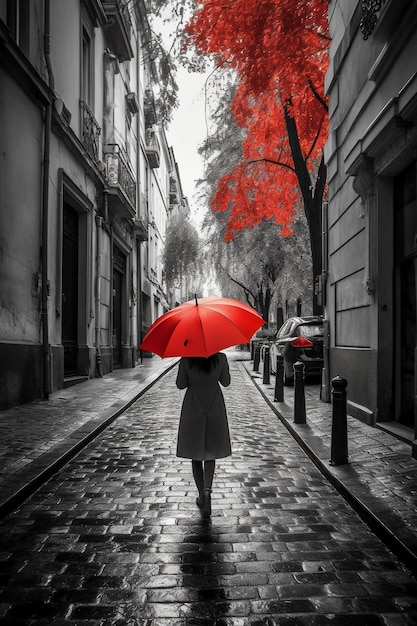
[186, 0, 329, 311]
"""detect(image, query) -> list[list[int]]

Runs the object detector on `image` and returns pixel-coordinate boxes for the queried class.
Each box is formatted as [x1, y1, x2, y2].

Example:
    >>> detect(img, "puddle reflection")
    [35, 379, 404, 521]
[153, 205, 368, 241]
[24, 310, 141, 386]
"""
[181, 517, 230, 623]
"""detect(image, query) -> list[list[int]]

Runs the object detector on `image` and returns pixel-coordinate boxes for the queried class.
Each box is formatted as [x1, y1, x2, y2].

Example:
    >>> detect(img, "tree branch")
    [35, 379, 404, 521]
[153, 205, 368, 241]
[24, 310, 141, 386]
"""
[308, 78, 328, 113]
[247, 157, 296, 174]
[306, 114, 325, 162]
[225, 270, 257, 306]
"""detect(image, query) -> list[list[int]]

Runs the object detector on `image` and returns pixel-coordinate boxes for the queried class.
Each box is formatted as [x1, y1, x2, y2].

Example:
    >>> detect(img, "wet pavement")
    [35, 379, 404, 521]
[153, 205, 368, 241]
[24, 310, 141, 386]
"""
[0, 351, 416, 624]
[0, 356, 178, 518]
[245, 362, 417, 577]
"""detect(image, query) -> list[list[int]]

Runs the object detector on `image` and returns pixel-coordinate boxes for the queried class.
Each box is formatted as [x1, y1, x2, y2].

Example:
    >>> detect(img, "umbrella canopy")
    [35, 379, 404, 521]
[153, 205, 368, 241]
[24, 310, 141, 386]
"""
[140, 296, 265, 358]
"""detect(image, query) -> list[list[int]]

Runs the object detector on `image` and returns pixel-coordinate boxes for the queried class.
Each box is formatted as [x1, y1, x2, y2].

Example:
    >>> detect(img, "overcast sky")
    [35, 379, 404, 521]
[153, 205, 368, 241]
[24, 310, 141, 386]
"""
[165, 65, 210, 228]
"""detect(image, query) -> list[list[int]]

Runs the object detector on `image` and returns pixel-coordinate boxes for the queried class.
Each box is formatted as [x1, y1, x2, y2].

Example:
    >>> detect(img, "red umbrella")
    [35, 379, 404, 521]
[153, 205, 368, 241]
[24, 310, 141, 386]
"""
[139, 296, 265, 358]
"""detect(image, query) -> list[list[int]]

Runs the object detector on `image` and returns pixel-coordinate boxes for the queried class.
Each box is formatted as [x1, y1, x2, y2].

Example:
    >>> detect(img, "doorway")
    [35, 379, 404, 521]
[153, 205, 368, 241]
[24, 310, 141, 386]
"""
[112, 246, 125, 368]
[394, 163, 417, 428]
[62, 202, 79, 375]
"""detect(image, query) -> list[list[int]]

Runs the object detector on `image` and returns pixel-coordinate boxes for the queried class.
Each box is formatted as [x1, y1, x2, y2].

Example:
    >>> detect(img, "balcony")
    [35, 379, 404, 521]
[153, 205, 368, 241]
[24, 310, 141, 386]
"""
[104, 145, 136, 218]
[134, 193, 149, 241]
[80, 101, 101, 164]
[134, 217, 148, 241]
[169, 176, 179, 205]
[144, 87, 157, 127]
[83, 0, 106, 26]
[102, 1, 134, 61]
[145, 128, 160, 169]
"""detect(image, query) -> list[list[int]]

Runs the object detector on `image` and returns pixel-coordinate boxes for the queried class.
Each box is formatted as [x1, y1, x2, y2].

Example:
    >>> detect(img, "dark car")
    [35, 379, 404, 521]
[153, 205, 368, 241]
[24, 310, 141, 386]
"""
[269, 316, 324, 385]
[250, 325, 277, 354]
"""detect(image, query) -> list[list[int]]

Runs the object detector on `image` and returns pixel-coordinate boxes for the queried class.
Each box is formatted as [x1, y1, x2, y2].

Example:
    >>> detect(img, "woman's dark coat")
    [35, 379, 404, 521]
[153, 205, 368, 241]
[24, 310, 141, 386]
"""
[176, 353, 231, 461]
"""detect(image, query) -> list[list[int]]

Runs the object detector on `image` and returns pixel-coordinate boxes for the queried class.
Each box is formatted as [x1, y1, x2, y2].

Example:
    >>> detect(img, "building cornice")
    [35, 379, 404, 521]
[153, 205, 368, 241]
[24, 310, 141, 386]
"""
[345, 73, 417, 177]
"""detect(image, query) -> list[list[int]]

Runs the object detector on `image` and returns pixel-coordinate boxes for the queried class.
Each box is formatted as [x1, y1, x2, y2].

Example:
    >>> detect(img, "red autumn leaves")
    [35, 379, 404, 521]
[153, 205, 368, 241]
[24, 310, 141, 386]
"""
[185, 0, 329, 239]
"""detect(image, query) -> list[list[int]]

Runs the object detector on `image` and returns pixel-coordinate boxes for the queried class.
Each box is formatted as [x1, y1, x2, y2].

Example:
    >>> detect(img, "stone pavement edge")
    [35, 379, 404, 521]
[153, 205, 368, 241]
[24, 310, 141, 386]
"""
[0, 356, 178, 520]
[243, 358, 417, 579]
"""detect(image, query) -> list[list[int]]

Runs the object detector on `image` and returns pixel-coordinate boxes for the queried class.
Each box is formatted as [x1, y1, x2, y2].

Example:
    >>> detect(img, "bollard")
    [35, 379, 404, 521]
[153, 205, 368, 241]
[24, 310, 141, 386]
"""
[293, 361, 306, 424]
[263, 346, 270, 384]
[330, 376, 348, 465]
[253, 345, 261, 372]
[274, 355, 284, 402]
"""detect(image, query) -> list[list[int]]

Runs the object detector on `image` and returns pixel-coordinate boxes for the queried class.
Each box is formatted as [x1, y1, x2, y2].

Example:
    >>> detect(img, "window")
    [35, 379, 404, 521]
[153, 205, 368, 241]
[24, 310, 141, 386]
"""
[81, 25, 93, 106]
[80, 14, 99, 159]
[278, 320, 292, 337]
[298, 324, 323, 338]
[7, 0, 29, 55]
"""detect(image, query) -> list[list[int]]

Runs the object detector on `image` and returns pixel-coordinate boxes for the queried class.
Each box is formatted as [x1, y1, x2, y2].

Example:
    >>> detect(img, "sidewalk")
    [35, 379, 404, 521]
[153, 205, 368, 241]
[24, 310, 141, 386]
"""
[243, 358, 417, 577]
[0, 350, 417, 578]
[0, 355, 178, 519]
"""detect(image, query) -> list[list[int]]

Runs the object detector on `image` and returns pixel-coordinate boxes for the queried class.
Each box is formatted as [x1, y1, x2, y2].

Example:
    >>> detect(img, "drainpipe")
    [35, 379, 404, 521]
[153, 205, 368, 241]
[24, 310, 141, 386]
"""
[136, 33, 143, 363]
[321, 201, 330, 403]
[110, 225, 114, 371]
[95, 214, 103, 377]
[137, 239, 143, 363]
[41, 0, 54, 398]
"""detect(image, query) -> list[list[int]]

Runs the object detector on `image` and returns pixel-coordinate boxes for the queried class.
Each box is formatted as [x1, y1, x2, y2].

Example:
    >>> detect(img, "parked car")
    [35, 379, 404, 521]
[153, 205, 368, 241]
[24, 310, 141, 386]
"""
[269, 316, 324, 385]
[250, 325, 277, 354]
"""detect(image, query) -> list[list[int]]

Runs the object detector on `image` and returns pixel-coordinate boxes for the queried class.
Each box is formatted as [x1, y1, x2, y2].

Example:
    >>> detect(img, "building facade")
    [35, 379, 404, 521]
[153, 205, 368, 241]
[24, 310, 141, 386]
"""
[325, 0, 417, 456]
[0, 0, 185, 409]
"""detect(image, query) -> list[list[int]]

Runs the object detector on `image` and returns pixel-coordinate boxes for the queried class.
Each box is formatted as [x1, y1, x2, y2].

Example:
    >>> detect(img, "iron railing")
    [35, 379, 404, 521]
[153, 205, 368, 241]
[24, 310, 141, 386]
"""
[80, 101, 101, 163]
[145, 129, 160, 169]
[105, 146, 136, 209]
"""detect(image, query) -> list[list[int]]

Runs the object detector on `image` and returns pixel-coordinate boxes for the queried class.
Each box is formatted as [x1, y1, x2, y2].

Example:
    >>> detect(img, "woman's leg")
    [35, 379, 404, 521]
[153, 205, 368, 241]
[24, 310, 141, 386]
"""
[192, 460, 204, 499]
[203, 460, 216, 491]
[202, 460, 216, 517]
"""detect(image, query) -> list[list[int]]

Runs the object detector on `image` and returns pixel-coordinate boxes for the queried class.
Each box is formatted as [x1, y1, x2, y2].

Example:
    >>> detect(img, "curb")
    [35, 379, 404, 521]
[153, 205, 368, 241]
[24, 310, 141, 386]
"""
[0, 360, 178, 522]
[243, 362, 417, 580]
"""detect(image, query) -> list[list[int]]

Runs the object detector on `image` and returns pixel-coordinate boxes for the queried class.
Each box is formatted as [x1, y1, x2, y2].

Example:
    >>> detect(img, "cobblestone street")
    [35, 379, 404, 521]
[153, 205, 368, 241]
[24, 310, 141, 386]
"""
[0, 354, 416, 625]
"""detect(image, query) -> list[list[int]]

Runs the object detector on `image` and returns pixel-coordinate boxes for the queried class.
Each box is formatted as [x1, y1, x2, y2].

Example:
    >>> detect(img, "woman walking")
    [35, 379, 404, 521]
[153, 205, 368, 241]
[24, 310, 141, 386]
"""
[176, 352, 231, 517]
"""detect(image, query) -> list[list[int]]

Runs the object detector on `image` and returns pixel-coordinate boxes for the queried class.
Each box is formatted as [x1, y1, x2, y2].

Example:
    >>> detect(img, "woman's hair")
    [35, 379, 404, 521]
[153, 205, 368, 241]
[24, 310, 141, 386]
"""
[188, 353, 219, 373]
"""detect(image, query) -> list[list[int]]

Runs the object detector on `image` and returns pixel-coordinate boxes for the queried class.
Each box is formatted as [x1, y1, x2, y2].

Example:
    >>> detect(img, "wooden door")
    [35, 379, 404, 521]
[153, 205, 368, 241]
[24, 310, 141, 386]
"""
[62, 203, 78, 375]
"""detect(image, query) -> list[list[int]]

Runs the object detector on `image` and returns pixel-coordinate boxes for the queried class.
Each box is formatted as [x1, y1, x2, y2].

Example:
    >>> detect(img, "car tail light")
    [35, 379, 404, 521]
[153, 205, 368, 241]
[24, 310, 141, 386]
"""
[290, 337, 313, 348]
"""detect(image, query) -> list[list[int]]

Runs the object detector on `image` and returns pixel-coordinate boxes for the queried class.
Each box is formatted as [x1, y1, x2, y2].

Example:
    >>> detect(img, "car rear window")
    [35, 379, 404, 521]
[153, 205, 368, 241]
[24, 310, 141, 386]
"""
[297, 324, 323, 338]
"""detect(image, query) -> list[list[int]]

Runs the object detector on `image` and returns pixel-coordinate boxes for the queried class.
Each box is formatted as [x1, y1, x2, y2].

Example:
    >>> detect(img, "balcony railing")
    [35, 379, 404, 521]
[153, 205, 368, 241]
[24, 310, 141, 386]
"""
[169, 176, 178, 193]
[102, 0, 133, 61]
[104, 145, 136, 217]
[169, 176, 179, 205]
[145, 128, 160, 169]
[80, 101, 101, 163]
[144, 87, 157, 127]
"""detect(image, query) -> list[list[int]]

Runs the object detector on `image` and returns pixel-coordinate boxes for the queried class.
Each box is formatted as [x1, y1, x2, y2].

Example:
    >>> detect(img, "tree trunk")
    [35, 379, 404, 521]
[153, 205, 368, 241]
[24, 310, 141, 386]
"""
[305, 196, 322, 315]
[284, 108, 325, 315]
[264, 287, 271, 325]
[258, 285, 271, 325]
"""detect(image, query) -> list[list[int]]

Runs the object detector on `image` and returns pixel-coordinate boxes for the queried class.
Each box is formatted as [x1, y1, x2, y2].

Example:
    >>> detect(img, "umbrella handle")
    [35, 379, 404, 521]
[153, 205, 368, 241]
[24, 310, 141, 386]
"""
[195, 294, 198, 306]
